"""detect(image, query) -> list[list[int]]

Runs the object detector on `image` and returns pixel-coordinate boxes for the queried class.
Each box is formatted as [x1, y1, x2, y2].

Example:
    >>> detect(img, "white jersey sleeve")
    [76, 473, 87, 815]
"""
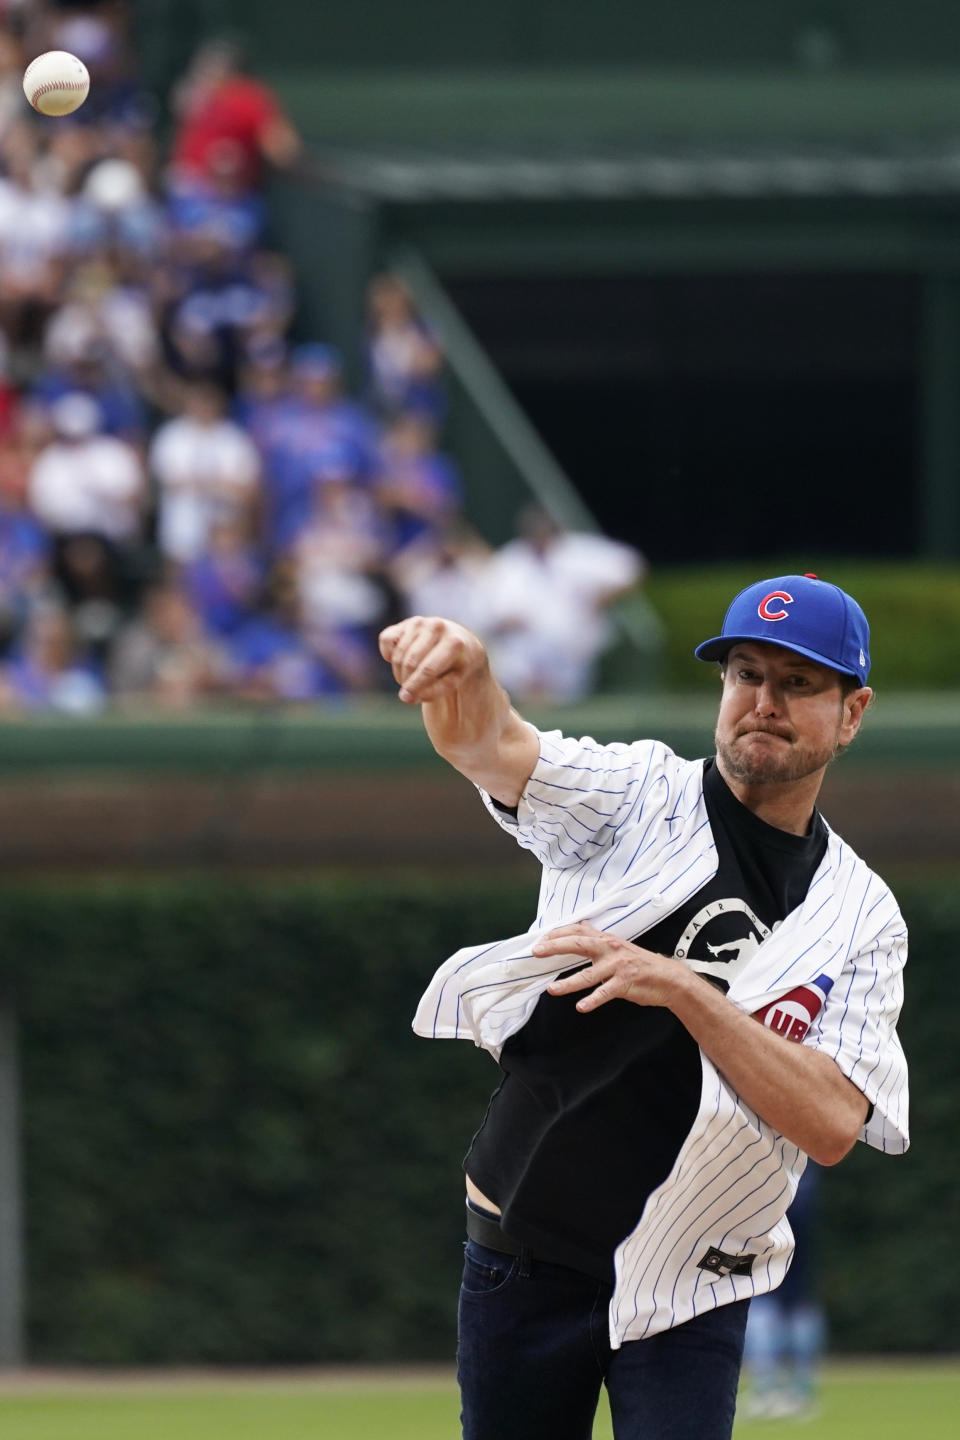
[803, 886, 909, 1155]
[480, 729, 678, 871]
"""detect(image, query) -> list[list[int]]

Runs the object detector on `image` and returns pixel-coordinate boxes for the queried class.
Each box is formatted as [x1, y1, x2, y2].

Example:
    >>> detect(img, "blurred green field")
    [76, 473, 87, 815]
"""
[0, 1362, 957, 1439]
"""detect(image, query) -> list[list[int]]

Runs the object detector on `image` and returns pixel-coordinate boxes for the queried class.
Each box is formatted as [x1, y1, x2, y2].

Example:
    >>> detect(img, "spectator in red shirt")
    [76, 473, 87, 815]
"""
[168, 36, 301, 196]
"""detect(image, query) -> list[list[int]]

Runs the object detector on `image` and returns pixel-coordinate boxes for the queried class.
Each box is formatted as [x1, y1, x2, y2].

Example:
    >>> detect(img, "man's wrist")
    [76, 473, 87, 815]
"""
[666, 962, 727, 1027]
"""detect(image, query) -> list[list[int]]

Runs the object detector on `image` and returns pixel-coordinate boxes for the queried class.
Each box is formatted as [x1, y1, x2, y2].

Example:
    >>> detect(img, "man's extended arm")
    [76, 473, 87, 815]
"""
[536, 923, 869, 1167]
[379, 616, 540, 806]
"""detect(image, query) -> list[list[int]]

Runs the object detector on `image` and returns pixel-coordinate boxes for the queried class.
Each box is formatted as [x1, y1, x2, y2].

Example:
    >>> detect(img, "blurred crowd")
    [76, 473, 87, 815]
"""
[0, 0, 645, 715]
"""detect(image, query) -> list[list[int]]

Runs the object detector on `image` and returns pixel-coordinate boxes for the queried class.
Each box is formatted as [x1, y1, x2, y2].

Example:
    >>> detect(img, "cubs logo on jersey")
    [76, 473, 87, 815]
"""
[752, 974, 834, 1043]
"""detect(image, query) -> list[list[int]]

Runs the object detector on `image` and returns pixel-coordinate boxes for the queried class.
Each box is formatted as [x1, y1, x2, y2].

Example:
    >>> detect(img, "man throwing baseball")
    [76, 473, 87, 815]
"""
[379, 573, 908, 1440]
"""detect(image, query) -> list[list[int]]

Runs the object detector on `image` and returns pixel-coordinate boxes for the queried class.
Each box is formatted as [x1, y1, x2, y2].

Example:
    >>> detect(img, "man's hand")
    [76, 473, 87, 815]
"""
[536, 920, 869, 1165]
[379, 615, 488, 705]
[378, 615, 539, 805]
[537, 923, 682, 1012]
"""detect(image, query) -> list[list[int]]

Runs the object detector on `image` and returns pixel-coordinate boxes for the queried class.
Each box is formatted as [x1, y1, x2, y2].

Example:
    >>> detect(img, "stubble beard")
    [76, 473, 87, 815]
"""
[715, 728, 841, 787]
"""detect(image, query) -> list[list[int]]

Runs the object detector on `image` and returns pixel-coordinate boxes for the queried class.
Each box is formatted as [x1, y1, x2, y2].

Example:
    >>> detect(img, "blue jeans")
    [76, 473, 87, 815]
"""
[458, 1238, 749, 1440]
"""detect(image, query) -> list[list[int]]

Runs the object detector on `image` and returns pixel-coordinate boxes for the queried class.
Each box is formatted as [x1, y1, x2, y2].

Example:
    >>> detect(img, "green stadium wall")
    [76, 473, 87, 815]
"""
[135, 1, 960, 75]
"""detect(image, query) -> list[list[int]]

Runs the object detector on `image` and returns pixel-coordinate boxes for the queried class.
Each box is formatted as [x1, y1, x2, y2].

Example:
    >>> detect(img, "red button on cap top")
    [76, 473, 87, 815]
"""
[804, 572, 818, 579]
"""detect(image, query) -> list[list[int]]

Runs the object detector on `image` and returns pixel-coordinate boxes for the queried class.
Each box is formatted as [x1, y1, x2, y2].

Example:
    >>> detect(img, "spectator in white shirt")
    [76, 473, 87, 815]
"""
[483, 506, 646, 704]
[395, 521, 494, 638]
[43, 256, 162, 387]
[150, 380, 261, 566]
[0, 123, 75, 342]
[28, 392, 145, 545]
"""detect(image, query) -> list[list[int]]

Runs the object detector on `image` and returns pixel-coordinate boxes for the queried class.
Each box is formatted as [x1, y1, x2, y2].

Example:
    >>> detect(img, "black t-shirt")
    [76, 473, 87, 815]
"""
[465, 758, 828, 1283]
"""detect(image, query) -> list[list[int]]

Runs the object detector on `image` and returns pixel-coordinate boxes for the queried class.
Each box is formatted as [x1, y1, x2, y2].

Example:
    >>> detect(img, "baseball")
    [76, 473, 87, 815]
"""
[22, 51, 90, 117]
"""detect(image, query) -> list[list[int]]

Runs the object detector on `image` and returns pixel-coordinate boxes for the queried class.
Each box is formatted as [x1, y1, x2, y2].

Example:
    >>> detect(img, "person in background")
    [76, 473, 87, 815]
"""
[0, 432, 51, 654]
[244, 249, 296, 347]
[167, 35, 301, 200]
[376, 410, 462, 557]
[0, 121, 75, 346]
[260, 343, 378, 552]
[183, 515, 264, 641]
[0, 601, 105, 715]
[393, 520, 494, 639]
[227, 560, 366, 703]
[28, 390, 145, 621]
[740, 1164, 826, 1420]
[287, 341, 379, 471]
[150, 378, 261, 570]
[34, 305, 151, 446]
[108, 580, 229, 708]
[27, 389, 147, 659]
[166, 144, 267, 255]
[158, 228, 280, 393]
[292, 467, 394, 688]
[28, 391, 145, 541]
[482, 505, 646, 704]
[365, 270, 445, 421]
[43, 255, 161, 402]
[73, 155, 164, 264]
[232, 333, 293, 449]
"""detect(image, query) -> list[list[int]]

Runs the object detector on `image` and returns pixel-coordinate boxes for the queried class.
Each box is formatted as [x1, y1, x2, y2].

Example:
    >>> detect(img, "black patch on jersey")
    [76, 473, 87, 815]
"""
[697, 1246, 756, 1278]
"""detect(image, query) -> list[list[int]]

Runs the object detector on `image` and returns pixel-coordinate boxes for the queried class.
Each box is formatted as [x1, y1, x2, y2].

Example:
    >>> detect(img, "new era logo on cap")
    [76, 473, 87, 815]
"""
[694, 573, 871, 684]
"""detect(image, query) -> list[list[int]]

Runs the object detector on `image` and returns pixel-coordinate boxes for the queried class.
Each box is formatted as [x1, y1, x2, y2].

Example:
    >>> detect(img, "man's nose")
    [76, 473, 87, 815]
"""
[754, 681, 781, 715]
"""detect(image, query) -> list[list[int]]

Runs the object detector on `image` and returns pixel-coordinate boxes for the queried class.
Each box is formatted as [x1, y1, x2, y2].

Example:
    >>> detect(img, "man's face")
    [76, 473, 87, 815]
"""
[714, 642, 871, 788]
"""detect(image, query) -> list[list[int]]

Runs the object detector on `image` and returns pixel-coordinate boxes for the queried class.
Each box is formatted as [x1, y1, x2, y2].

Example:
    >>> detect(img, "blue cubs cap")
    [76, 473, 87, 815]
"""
[694, 573, 871, 684]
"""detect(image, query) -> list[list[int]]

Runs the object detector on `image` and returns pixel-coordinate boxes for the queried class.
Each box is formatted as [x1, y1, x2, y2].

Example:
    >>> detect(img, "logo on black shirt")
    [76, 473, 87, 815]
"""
[674, 899, 775, 990]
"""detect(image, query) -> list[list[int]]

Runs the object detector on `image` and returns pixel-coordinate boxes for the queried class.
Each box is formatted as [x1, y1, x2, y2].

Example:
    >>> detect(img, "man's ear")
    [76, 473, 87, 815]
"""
[840, 686, 873, 746]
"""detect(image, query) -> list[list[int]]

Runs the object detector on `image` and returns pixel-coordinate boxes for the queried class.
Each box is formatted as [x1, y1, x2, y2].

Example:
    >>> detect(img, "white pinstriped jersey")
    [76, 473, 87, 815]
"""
[413, 730, 909, 1348]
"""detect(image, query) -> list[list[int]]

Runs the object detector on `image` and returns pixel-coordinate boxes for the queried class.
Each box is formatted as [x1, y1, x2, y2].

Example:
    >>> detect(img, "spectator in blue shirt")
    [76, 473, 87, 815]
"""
[286, 343, 380, 476]
[184, 515, 264, 639]
[0, 435, 51, 653]
[227, 562, 353, 702]
[376, 410, 462, 555]
[232, 334, 294, 448]
[0, 603, 105, 715]
[30, 347, 147, 446]
[365, 271, 445, 421]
